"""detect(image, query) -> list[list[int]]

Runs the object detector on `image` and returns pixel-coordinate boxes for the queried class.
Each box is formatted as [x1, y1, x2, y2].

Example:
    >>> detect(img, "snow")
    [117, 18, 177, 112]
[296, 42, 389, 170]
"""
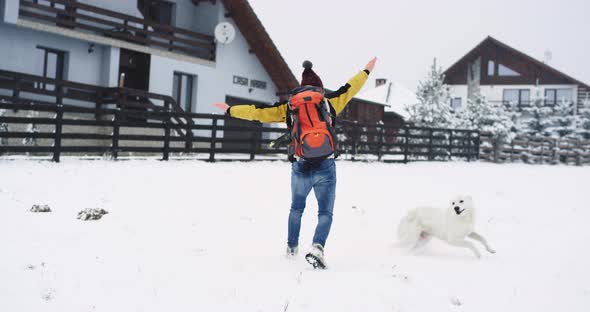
[357, 82, 418, 119]
[1, 158, 589, 311]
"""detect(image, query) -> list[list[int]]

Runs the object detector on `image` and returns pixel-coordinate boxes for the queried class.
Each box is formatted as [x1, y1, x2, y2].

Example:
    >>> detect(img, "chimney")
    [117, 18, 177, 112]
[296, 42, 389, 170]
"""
[376, 78, 387, 87]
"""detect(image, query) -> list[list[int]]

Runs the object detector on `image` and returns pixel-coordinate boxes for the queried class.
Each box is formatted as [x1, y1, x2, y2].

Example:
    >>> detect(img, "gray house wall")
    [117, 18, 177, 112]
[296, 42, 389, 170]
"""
[150, 4, 279, 114]
[1, 0, 18, 24]
[1, 0, 280, 115]
[0, 23, 113, 86]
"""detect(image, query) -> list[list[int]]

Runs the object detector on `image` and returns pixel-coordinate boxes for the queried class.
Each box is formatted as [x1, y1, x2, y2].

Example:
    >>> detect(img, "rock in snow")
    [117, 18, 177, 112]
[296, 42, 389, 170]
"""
[30, 204, 51, 213]
[77, 208, 108, 221]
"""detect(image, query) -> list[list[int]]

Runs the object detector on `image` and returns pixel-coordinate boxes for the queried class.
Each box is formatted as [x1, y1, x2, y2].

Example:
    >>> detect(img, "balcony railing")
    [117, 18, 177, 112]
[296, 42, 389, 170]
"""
[18, 0, 216, 61]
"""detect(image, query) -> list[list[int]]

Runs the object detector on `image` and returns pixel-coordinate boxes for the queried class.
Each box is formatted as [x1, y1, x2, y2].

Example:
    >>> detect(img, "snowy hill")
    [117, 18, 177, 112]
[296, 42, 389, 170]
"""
[1, 159, 589, 311]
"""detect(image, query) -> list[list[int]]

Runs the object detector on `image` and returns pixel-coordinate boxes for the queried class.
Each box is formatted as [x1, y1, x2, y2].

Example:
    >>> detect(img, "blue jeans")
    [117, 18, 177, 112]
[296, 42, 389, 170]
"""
[287, 159, 336, 248]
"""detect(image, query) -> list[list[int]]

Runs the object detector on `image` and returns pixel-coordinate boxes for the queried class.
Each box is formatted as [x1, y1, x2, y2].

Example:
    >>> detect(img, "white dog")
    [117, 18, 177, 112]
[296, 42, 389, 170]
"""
[397, 195, 495, 258]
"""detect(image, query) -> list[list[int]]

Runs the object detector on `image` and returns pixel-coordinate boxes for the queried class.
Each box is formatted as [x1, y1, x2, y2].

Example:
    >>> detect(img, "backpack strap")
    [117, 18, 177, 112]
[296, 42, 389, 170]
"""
[317, 99, 340, 159]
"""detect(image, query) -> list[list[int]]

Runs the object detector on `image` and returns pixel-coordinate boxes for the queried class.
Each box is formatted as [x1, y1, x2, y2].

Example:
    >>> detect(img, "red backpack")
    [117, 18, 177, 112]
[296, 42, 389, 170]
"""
[287, 86, 337, 160]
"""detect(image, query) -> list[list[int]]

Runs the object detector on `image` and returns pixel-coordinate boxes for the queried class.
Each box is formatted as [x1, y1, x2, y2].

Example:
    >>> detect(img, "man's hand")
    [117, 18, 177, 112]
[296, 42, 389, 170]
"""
[213, 103, 230, 112]
[365, 57, 377, 72]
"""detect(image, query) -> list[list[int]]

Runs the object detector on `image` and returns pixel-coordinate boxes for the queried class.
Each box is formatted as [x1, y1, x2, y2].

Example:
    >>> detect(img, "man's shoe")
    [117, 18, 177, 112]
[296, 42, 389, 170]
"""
[305, 243, 327, 269]
[286, 245, 298, 257]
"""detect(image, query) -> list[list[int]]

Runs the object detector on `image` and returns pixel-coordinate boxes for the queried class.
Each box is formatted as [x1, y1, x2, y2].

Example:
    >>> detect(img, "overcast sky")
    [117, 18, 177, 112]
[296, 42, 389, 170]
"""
[248, 0, 590, 93]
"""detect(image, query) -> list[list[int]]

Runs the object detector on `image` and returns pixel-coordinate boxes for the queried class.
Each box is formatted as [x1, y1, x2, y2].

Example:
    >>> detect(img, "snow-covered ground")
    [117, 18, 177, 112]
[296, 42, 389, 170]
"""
[1, 158, 589, 312]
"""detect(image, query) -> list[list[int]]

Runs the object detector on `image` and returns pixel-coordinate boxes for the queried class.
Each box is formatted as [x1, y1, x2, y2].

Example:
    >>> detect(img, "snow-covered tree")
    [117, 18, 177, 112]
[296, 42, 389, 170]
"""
[0, 109, 8, 146]
[577, 103, 590, 140]
[456, 89, 515, 141]
[22, 110, 40, 146]
[519, 86, 552, 137]
[406, 59, 453, 128]
[547, 99, 579, 139]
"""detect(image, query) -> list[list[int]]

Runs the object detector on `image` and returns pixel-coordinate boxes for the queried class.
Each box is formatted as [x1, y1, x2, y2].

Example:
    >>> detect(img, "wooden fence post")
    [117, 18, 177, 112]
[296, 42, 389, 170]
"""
[185, 115, 193, 153]
[377, 124, 384, 161]
[185, 124, 193, 153]
[475, 131, 481, 160]
[351, 123, 358, 161]
[403, 127, 408, 164]
[575, 140, 581, 166]
[551, 139, 558, 164]
[12, 77, 20, 112]
[56, 85, 63, 106]
[52, 104, 63, 162]
[249, 126, 259, 161]
[448, 130, 453, 161]
[111, 108, 120, 160]
[95, 90, 103, 121]
[209, 116, 218, 162]
[491, 137, 498, 163]
[163, 115, 170, 161]
[539, 138, 545, 164]
[428, 128, 433, 161]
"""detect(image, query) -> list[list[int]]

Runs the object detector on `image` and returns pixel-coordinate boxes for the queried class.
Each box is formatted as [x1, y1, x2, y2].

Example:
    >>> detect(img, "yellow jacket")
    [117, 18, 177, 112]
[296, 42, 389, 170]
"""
[227, 70, 370, 123]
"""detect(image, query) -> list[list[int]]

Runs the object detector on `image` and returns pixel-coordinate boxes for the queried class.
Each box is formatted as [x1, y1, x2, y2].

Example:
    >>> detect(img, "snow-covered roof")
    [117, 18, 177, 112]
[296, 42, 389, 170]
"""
[357, 81, 418, 119]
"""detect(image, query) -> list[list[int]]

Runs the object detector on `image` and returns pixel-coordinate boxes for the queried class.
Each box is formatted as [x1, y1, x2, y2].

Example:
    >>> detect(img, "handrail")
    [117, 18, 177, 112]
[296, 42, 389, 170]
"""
[0, 69, 193, 131]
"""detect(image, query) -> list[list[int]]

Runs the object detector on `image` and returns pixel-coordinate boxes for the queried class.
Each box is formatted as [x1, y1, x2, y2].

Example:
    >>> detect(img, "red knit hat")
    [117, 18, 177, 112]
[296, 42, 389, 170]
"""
[301, 60, 323, 88]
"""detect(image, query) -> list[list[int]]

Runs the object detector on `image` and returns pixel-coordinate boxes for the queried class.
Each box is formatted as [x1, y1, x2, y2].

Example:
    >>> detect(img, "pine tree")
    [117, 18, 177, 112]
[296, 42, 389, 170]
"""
[519, 86, 553, 137]
[407, 58, 453, 128]
[548, 99, 579, 139]
[577, 103, 590, 140]
[459, 90, 515, 141]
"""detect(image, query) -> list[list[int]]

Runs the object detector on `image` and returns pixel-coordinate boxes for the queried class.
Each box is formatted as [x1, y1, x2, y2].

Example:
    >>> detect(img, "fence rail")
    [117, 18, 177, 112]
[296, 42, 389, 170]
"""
[0, 101, 480, 162]
[479, 132, 590, 165]
[19, 0, 216, 60]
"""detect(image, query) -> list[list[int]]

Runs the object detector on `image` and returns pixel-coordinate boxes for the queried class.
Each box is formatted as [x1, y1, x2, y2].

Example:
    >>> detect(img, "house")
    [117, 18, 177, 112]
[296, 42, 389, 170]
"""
[443, 36, 590, 113]
[0, 0, 299, 112]
[0, 0, 307, 152]
[346, 78, 412, 143]
[356, 78, 413, 129]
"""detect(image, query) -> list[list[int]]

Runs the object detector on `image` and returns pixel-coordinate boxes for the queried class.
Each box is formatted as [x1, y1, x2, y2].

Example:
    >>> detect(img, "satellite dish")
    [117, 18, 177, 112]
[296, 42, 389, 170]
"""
[214, 22, 236, 44]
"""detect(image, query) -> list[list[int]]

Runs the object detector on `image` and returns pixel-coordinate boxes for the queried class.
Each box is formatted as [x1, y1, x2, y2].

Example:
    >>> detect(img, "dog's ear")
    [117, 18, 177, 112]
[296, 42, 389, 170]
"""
[466, 195, 473, 201]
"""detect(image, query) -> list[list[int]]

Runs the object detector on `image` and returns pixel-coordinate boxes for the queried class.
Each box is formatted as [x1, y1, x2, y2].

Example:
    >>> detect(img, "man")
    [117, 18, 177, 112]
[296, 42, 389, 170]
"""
[213, 57, 377, 268]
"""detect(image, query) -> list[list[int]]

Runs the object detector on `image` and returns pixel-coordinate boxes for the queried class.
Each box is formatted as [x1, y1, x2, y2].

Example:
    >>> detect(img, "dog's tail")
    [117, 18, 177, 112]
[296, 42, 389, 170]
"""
[396, 209, 421, 247]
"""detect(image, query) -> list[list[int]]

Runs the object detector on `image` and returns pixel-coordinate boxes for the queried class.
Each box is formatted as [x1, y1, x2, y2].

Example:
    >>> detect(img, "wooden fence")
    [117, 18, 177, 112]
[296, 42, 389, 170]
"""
[480, 132, 590, 165]
[0, 102, 480, 162]
[0, 68, 479, 163]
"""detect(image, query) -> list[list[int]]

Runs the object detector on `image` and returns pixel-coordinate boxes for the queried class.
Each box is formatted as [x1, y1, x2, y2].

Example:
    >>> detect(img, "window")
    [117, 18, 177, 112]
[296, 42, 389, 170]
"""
[173, 72, 195, 113]
[140, 0, 175, 25]
[503, 89, 530, 107]
[487, 60, 495, 76]
[545, 88, 573, 106]
[451, 97, 462, 110]
[36, 46, 66, 91]
[498, 64, 520, 76]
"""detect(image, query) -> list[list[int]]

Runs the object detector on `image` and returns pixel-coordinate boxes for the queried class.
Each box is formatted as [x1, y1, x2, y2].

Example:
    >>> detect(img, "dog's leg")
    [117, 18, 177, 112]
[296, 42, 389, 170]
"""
[449, 239, 481, 258]
[412, 232, 432, 250]
[468, 232, 496, 254]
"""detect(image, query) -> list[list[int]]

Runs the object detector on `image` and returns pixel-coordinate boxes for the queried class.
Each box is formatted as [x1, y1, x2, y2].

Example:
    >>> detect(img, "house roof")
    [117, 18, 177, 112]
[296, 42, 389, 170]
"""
[221, 0, 299, 94]
[356, 82, 418, 119]
[444, 36, 590, 89]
